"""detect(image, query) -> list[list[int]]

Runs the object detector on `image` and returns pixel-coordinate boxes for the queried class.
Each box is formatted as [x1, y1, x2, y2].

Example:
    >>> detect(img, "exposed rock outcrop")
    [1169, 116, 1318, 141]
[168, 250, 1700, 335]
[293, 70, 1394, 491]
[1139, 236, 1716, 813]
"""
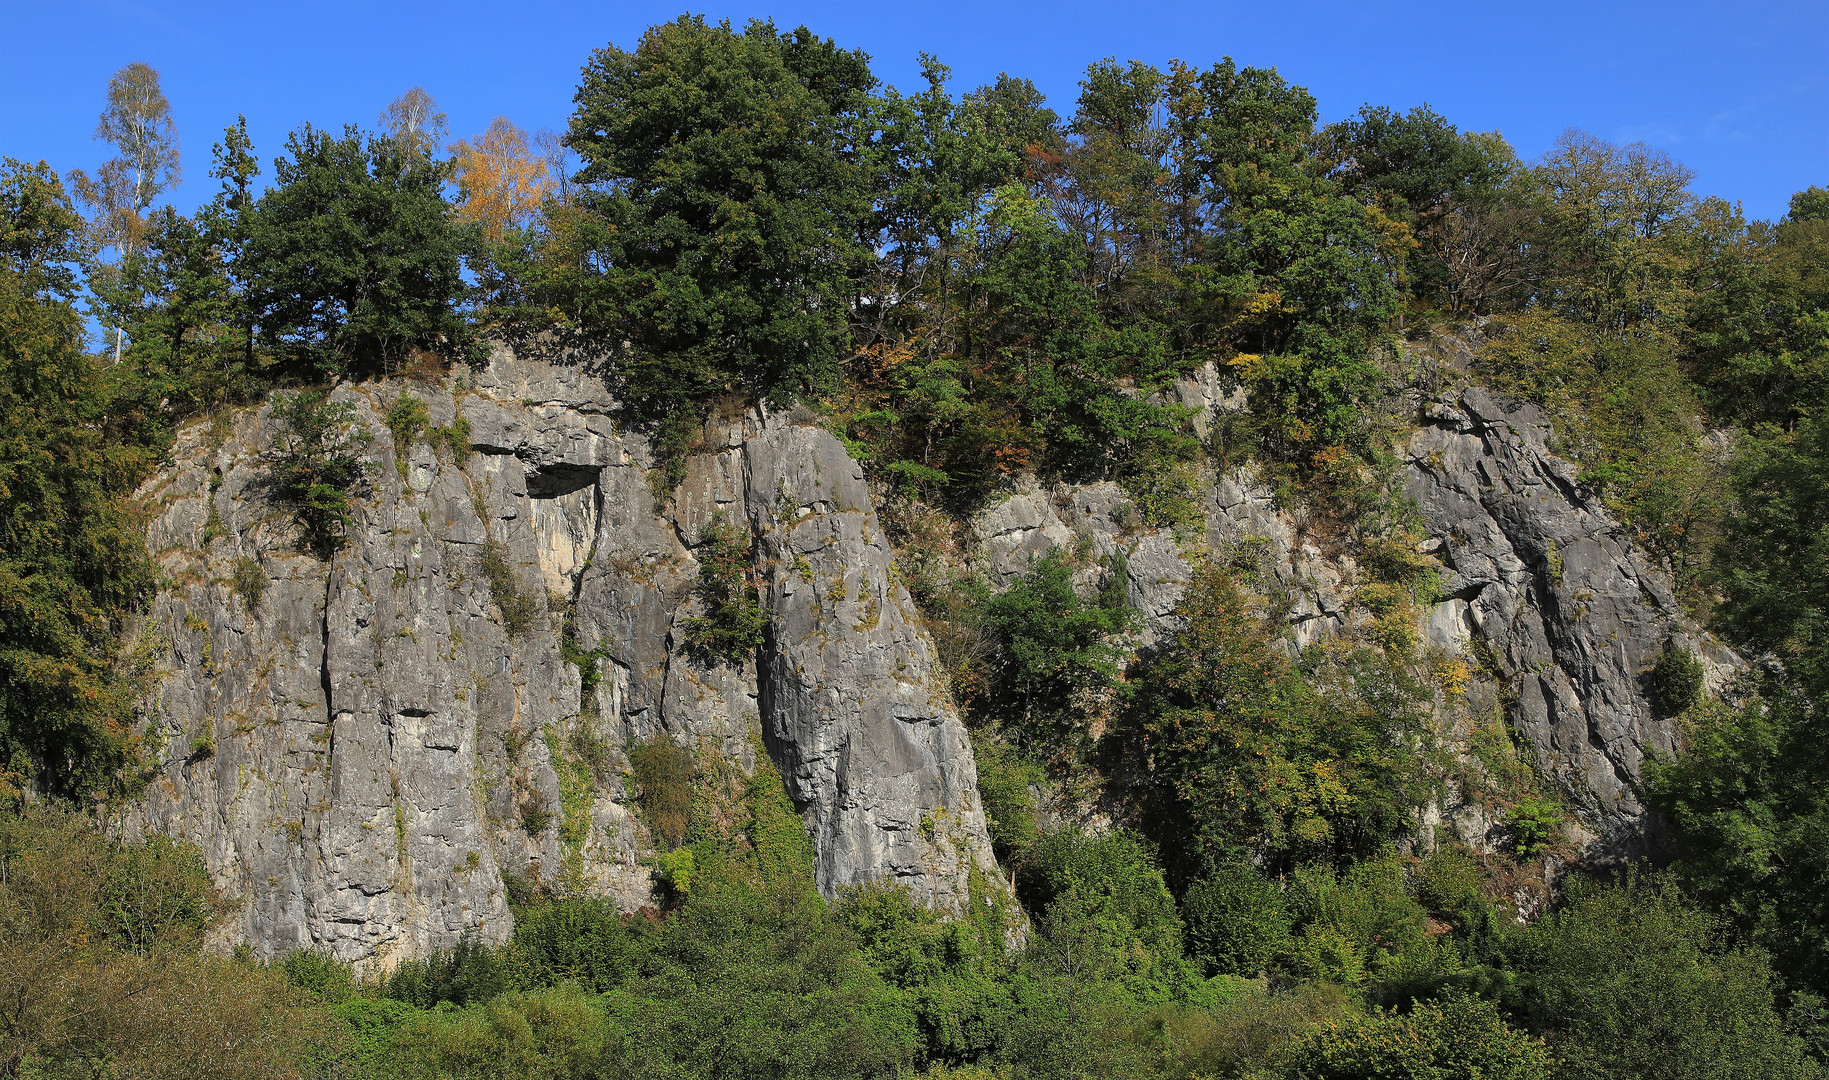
[127, 345, 996, 967]
[966, 369, 1733, 858]
[1406, 387, 1738, 854]
[126, 337, 1731, 965]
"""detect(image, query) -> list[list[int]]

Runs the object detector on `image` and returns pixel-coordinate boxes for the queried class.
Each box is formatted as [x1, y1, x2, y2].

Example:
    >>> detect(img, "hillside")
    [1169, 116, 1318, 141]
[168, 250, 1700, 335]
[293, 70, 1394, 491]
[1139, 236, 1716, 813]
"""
[3, 16, 1827, 1079]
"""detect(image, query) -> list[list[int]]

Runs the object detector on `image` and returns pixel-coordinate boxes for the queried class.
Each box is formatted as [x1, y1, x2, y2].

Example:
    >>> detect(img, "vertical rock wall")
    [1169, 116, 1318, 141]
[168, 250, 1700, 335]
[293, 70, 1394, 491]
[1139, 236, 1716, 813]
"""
[128, 345, 997, 966]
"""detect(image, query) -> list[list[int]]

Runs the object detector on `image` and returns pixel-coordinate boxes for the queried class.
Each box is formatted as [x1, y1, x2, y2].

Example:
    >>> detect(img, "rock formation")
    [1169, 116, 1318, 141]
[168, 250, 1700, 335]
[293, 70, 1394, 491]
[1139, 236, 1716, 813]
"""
[126, 340, 1728, 965]
[127, 345, 996, 966]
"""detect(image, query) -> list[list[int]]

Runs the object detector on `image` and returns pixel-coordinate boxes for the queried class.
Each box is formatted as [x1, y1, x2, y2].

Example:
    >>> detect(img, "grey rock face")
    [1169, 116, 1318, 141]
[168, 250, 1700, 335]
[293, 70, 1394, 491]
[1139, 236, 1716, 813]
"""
[1406, 388, 1736, 853]
[128, 345, 996, 967]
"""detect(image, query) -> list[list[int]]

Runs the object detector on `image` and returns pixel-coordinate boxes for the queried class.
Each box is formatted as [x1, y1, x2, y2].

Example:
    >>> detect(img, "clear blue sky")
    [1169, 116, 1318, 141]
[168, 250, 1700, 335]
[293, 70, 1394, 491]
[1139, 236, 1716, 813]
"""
[4, 0, 1824, 221]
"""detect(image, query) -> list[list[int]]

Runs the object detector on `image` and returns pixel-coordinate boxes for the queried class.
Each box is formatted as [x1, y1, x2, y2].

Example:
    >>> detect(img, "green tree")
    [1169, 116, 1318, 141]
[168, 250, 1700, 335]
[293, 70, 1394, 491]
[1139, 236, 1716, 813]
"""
[682, 518, 768, 666]
[261, 389, 372, 557]
[599, 875, 915, 1079]
[566, 17, 877, 483]
[1504, 876, 1818, 1080]
[1124, 564, 1423, 881]
[1325, 103, 1518, 312]
[239, 124, 476, 378]
[1174, 59, 1403, 455]
[980, 550, 1132, 762]
[1649, 415, 1829, 991]
[1182, 861, 1291, 977]
[0, 160, 154, 797]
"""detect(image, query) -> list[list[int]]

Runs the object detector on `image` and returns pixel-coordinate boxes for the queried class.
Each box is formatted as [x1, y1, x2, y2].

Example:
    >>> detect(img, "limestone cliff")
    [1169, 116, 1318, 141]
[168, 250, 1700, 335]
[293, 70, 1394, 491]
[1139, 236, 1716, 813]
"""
[127, 345, 997, 966]
[126, 340, 1725, 964]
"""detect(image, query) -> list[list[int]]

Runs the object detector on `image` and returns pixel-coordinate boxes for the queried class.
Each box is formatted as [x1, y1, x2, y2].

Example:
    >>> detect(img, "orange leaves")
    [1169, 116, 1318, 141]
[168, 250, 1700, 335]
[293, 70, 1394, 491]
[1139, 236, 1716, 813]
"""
[452, 118, 551, 244]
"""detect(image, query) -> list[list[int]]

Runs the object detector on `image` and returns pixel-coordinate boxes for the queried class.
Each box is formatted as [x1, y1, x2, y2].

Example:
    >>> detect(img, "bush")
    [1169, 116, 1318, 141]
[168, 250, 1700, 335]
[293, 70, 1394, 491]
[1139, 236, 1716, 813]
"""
[1182, 863, 1291, 977]
[1649, 640, 1706, 717]
[385, 393, 430, 477]
[1505, 876, 1819, 1080]
[981, 551, 1132, 761]
[682, 518, 768, 666]
[391, 985, 609, 1080]
[479, 539, 540, 636]
[508, 896, 652, 993]
[1290, 991, 1552, 1080]
[263, 389, 371, 557]
[1019, 828, 1197, 1004]
[628, 738, 694, 851]
[1505, 798, 1561, 857]
[383, 931, 515, 1009]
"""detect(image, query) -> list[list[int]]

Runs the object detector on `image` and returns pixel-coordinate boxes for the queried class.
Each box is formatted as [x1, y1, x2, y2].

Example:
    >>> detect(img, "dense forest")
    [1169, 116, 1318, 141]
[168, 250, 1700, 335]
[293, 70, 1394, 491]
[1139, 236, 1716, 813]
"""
[3, 14, 1829, 1078]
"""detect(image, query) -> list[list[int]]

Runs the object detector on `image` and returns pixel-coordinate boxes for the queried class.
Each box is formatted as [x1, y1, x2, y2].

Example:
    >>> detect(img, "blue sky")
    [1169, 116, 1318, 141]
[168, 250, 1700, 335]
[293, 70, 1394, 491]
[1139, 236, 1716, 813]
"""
[3, 0, 1824, 221]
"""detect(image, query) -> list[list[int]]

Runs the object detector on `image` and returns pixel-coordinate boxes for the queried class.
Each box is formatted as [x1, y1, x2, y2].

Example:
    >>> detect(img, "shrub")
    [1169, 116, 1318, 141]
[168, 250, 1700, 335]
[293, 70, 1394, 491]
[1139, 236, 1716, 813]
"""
[95, 832, 214, 956]
[981, 550, 1132, 761]
[383, 931, 515, 1009]
[1506, 797, 1562, 857]
[629, 739, 694, 850]
[480, 539, 540, 636]
[1290, 991, 1553, 1080]
[969, 733, 1046, 862]
[682, 518, 768, 665]
[1649, 640, 1706, 716]
[231, 556, 265, 611]
[655, 847, 696, 903]
[385, 393, 430, 477]
[1182, 863, 1291, 977]
[263, 389, 371, 557]
[509, 896, 653, 993]
[1505, 876, 1819, 1080]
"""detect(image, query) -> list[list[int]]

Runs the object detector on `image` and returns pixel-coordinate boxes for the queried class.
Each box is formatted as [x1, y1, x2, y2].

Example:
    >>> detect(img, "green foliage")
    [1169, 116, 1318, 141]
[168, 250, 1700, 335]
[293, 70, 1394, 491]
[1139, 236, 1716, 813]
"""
[1283, 856, 1433, 993]
[231, 555, 265, 611]
[743, 756, 819, 892]
[1504, 797, 1562, 857]
[94, 832, 214, 956]
[1182, 862, 1292, 977]
[1649, 640, 1706, 716]
[385, 392, 430, 477]
[628, 738, 694, 850]
[1647, 693, 1829, 997]
[279, 948, 358, 1003]
[384, 931, 516, 1009]
[263, 389, 372, 557]
[683, 518, 768, 665]
[1715, 415, 1829, 701]
[0, 802, 338, 1076]
[390, 985, 609, 1080]
[240, 124, 478, 378]
[1325, 104, 1518, 314]
[1018, 828, 1200, 1005]
[980, 550, 1132, 762]
[1289, 991, 1552, 1080]
[479, 539, 539, 636]
[506, 895, 654, 994]
[1123, 564, 1426, 882]
[598, 872, 916, 1080]
[1503, 876, 1819, 1079]
[967, 732, 1045, 862]
[654, 847, 696, 902]
[0, 159, 155, 797]
[567, 16, 876, 483]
